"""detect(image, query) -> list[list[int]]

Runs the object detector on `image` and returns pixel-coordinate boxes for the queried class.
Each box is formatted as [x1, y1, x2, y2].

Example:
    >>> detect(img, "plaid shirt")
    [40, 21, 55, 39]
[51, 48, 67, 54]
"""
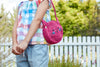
[17, 0, 51, 45]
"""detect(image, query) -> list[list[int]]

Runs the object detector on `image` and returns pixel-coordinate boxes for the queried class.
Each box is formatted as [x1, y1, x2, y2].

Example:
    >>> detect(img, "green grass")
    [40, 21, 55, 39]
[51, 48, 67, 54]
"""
[48, 56, 82, 67]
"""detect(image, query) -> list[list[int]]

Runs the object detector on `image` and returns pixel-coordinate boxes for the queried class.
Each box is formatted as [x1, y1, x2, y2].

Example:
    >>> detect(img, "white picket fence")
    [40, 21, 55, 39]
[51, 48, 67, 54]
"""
[0, 36, 100, 67]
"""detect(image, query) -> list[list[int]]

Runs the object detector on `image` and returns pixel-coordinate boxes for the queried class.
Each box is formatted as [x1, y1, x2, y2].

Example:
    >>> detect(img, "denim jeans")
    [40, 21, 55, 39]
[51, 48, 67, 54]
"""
[16, 44, 49, 67]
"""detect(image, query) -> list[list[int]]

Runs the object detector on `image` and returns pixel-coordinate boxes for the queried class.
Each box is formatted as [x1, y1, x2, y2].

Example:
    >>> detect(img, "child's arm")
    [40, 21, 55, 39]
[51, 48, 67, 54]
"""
[12, 1, 22, 45]
[12, 12, 18, 45]
[12, 9, 21, 55]
[16, 0, 50, 53]
[24, 0, 49, 42]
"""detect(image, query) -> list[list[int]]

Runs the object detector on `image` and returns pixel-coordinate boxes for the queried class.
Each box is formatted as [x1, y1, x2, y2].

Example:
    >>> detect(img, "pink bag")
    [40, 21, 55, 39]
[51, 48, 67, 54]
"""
[36, 0, 63, 45]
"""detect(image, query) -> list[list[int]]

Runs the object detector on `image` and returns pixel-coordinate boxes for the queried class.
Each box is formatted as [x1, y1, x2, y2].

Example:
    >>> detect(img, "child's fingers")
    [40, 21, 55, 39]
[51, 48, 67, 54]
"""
[16, 46, 24, 53]
[12, 48, 21, 55]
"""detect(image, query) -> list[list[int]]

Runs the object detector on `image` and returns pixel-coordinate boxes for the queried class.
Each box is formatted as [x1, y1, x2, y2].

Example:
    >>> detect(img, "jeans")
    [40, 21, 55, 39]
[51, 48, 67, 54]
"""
[16, 44, 49, 67]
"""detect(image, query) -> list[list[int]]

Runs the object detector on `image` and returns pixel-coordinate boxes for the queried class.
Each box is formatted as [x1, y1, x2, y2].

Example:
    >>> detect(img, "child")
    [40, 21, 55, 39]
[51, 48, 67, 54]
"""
[12, 0, 52, 67]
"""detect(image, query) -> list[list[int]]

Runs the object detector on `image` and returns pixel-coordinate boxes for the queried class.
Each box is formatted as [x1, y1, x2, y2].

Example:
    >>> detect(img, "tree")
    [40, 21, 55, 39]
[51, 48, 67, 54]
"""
[0, 4, 9, 37]
[50, 0, 97, 36]
[95, 2, 100, 35]
[8, 8, 17, 37]
[0, 4, 17, 43]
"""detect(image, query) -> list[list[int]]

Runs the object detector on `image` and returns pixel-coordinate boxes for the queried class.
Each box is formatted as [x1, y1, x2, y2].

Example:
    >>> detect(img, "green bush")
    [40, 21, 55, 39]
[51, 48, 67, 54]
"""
[50, 0, 97, 36]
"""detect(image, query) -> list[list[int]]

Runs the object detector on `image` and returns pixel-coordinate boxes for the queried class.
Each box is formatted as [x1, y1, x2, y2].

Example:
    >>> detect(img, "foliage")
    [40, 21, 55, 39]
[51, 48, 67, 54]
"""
[0, 4, 17, 42]
[48, 56, 82, 67]
[50, 0, 97, 36]
[8, 8, 17, 37]
[95, 2, 100, 34]
[0, 4, 9, 38]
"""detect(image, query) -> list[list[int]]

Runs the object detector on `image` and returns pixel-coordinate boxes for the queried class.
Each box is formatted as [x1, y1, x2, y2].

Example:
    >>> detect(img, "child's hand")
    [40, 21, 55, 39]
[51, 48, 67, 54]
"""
[16, 40, 28, 54]
[12, 43, 21, 55]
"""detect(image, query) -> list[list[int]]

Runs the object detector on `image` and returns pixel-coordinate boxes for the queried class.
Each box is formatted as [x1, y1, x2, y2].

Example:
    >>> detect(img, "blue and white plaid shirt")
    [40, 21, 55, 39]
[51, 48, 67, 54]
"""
[17, 0, 52, 45]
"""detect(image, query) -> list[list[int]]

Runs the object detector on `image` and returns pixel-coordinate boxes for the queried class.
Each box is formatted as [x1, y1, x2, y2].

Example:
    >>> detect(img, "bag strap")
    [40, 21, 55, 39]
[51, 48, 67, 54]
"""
[36, 1, 39, 7]
[36, 0, 58, 22]
[50, 0, 58, 22]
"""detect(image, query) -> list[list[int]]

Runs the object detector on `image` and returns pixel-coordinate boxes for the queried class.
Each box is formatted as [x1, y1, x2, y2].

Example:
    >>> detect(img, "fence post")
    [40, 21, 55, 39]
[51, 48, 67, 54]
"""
[92, 36, 95, 67]
[96, 36, 100, 67]
[69, 37, 73, 61]
[73, 36, 77, 63]
[64, 37, 68, 63]
[87, 36, 91, 67]
[60, 38, 63, 63]
[83, 36, 86, 67]
[78, 37, 82, 64]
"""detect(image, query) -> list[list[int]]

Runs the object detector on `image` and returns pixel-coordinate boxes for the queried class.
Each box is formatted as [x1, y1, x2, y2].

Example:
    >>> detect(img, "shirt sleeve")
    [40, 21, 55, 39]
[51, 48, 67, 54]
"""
[17, 1, 24, 15]
[18, 1, 23, 10]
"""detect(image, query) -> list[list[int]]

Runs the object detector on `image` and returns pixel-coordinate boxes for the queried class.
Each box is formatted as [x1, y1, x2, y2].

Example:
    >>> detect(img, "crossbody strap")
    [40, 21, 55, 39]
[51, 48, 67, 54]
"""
[36, 0, 58, 22]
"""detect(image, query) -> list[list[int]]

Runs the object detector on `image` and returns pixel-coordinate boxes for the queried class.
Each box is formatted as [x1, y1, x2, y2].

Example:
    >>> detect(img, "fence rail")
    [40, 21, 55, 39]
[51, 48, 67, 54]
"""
[0, 36, 100, 67]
